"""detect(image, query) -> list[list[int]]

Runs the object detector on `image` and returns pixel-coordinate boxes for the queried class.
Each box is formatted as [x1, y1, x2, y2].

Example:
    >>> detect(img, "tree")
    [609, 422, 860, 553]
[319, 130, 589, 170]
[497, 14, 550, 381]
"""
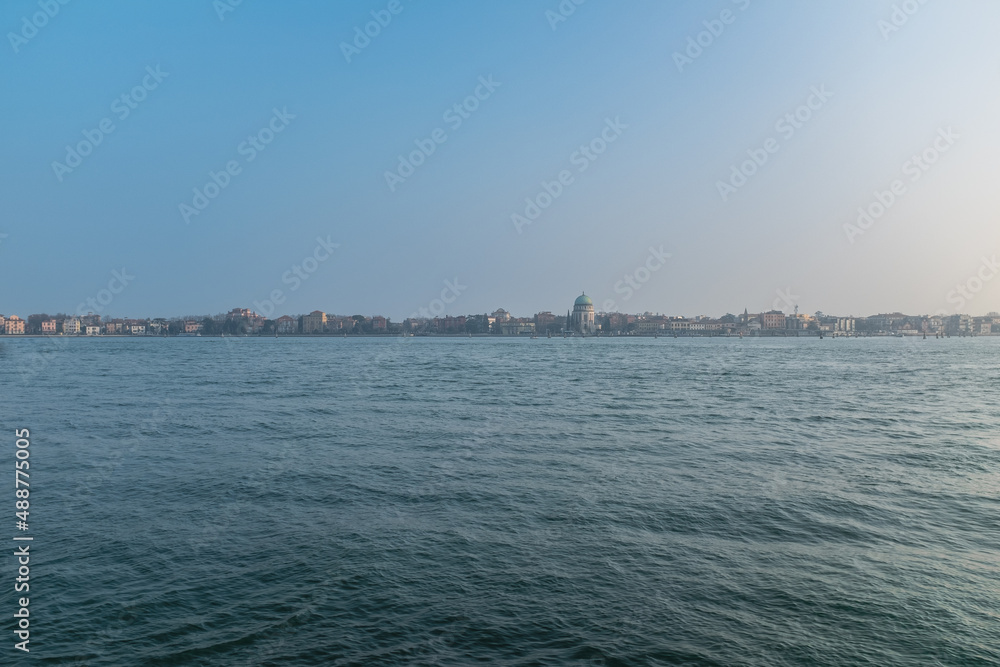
[27, 314, 50, 334]
[219, 316, 250, 336]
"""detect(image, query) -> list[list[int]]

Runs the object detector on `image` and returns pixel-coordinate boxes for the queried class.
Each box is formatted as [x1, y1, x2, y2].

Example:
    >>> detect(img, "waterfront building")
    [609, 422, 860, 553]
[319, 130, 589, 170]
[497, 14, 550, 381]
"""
[636, 317, 667, 335]
[499, 321, 535, 336]
[335, 316, 358, 331]
[86, 326, 101, 336]
[761, 310, 786, 329]
[302, 310, 327, 334]
[275, 315, 298, 334]
[435, 315, 465, 334]
[570, 293, 596, 335]
[785, 314, 809, 331]
[42, 319, 57, 334]
[4, 316, 25, 335]
[63, 318, 82, 335]
[689, 320, 722, 332]
[606, 313, 631, 333]
[248, 315, 267, 333]
[534, 311, 556, 330]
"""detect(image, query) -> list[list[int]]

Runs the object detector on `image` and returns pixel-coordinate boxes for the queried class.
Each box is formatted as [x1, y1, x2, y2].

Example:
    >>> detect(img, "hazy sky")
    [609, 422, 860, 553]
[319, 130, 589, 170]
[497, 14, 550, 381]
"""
[3, 0, 1000, 319]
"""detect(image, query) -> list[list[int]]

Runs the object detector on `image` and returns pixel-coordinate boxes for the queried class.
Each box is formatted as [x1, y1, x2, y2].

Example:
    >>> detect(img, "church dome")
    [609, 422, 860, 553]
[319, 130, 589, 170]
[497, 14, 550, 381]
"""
[574, 293, 593, 307]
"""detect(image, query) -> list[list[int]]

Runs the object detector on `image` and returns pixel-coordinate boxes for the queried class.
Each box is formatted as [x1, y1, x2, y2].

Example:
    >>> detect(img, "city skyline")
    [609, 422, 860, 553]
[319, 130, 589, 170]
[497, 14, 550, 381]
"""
[3, 300, 998, 337]
[5, 272, 1000, 322]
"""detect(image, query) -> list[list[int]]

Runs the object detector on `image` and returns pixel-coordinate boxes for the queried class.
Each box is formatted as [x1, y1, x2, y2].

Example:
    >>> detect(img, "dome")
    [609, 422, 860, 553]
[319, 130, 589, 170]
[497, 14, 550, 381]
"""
[574, 293, 593, 307]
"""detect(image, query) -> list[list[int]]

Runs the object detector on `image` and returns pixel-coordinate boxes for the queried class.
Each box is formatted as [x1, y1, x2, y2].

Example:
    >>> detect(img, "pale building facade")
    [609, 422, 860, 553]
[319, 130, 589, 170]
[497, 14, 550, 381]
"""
[570, 294, 596, 335]
[302, 311, 327, 334]
[761, 311, 786, 329]
[276, 315, 298, 334]
[4, 316, 25, 335]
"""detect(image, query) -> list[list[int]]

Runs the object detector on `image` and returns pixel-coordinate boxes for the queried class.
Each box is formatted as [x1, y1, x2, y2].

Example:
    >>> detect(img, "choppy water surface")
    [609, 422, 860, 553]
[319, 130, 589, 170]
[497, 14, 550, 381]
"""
[1, 336, 998, 665]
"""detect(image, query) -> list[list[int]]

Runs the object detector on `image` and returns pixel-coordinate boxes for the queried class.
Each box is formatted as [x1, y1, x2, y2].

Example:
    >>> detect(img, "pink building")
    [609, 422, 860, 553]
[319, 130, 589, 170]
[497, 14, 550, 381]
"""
[761, 311, 786, 329]
[5, 316, 25, 335]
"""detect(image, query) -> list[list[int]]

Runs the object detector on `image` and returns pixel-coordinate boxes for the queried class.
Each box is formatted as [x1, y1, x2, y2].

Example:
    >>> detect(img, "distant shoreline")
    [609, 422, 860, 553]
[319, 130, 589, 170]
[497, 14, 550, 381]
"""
[2, 332, 984, 340]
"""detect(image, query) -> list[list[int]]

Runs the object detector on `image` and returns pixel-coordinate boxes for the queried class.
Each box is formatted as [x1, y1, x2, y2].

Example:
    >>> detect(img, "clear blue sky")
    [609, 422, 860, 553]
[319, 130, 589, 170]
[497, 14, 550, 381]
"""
[2, 0, 999, 319]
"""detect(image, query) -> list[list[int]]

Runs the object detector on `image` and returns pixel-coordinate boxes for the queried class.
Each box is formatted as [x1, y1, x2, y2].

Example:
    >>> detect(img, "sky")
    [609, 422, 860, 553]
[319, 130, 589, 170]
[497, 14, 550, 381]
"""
[2, 0, 1000, 320]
